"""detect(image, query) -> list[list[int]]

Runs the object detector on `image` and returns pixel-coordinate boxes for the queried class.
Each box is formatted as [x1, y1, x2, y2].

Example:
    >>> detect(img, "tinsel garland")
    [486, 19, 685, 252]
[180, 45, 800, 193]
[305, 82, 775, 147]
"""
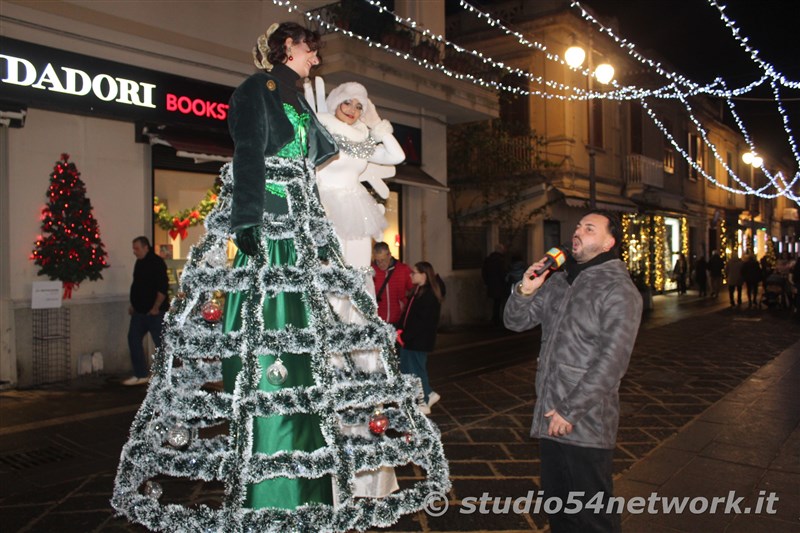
[112, 157, 450, 532]
[330, 133, 377, 160]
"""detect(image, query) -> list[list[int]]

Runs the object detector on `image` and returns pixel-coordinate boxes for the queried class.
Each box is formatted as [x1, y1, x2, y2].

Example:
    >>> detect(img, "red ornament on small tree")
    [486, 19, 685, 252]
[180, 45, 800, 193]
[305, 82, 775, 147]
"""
[369, 409, 389, 435]
[30, 153, 109, 298]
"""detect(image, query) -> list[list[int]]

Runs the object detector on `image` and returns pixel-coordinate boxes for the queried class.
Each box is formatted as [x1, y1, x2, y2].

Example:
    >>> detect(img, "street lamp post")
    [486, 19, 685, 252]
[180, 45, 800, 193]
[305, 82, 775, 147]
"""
[742, 151, 763, 255]
[565, 38, 614, 210]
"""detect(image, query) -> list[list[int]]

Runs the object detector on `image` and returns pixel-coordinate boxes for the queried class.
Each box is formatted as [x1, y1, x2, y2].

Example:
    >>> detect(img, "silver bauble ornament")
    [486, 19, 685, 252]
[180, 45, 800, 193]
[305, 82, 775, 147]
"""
[143, 480, 163, 499]
[266, 360, 288, 385]
[167, 426, 191, 449]
[204, 247, 228, 269]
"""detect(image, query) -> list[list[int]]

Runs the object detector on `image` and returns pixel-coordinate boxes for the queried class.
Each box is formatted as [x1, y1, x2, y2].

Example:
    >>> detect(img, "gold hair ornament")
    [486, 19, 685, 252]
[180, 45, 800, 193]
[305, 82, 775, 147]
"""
[252, 22, 280, 71]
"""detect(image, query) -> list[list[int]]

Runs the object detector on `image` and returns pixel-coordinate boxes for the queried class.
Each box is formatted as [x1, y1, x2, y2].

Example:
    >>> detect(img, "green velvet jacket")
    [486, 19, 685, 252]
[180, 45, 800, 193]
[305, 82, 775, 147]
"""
[227, 71, 338, 233]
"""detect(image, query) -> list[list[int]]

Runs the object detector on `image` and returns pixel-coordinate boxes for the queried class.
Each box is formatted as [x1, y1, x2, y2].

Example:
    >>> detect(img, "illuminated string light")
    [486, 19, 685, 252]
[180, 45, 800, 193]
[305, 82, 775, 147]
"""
[681, 217, 689, 259]
[654, 216, 666, 292]
[272, 0, 799, 204]
[567, 0, 798, 203]
[459, 0, 799, 203]
[640, 92, 798, 202]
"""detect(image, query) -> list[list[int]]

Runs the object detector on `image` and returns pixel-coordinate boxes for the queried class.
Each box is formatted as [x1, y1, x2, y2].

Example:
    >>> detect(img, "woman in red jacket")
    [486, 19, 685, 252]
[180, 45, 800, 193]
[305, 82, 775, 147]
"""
[398, 261, 443, 415]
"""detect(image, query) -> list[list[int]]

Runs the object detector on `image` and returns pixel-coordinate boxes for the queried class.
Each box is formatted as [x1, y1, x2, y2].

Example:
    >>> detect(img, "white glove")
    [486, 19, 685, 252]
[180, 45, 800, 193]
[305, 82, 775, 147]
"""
[370, 119, 393, 141]
[361, 98, 381, 128]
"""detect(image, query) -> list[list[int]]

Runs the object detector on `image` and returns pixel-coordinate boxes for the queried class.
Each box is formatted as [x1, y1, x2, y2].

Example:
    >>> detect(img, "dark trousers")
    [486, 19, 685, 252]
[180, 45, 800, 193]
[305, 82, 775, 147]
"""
[127, 312, 164, 378]
[696, 274, 708, 296]
[676, 274, 687, 294]
[491, 296, 506, 325]
[745, 281, 759, 306]
[728, 284, 742, 306]
[399, 348, 431, 403]
[540, 438, 620, 533]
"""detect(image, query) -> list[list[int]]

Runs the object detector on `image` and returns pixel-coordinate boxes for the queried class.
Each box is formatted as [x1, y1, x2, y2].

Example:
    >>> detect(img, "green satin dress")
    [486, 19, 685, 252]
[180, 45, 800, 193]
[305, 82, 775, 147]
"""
[221, 104, 332, 509]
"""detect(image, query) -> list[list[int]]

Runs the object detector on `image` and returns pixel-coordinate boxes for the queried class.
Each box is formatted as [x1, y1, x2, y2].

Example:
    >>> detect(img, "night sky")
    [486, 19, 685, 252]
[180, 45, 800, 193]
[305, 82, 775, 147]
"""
[447, 0, 799, 169]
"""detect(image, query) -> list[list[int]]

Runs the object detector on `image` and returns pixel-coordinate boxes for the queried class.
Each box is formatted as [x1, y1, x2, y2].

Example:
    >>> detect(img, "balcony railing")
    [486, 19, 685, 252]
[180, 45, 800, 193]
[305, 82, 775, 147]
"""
[307, 1, 499, 81]
[624, 154, 664, 190]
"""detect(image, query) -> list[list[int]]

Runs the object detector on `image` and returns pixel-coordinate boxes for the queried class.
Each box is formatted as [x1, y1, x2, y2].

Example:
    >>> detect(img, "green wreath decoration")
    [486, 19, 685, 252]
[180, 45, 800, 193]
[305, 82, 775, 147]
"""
[154, 182, 220, 240]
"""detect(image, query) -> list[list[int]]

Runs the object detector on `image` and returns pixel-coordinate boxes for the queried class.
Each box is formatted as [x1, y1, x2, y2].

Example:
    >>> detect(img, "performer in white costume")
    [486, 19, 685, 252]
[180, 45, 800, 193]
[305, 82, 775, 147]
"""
[312, 81, 405, 287]
[308, 79, 406, 500]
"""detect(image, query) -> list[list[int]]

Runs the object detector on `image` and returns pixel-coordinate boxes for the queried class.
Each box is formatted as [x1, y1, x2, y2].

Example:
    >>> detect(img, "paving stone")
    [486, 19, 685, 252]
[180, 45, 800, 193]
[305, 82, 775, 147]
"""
[617, 428, 658, 443]
[443, 443, 509, 461]
[447, 462, 495, 478]
[465, 428, 522, 443]
[700, 440, 780, 469]
[756, 470, 800, 523]
[0, 478, 84, 505]
[768, 427, 800, 474]
[440, 430, 470, 443]
[725, 514, 799, 533]
[53, 493, 116, 512]
[452, 477, 538, 500]
[490, 461, 539, 477]
[502, 442, 538, 461]
[621, 415, 671, 428]
[623, 446, 694, 485]
[618, 442, 660, 461]
[424, 502, 535, 531]
[30, 510, 113, 532]
[0, 503, 53, 532]
[641, 428, 678, 441]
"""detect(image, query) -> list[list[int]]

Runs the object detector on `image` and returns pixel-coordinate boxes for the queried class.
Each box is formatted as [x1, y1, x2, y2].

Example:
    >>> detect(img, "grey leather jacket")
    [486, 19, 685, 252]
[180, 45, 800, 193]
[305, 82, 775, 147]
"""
[504, 259, 642, 449]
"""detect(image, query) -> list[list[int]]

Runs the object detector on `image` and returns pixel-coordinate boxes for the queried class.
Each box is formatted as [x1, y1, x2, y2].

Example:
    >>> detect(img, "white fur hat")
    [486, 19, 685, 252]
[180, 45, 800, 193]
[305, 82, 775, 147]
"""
[326, 82, 369, 112]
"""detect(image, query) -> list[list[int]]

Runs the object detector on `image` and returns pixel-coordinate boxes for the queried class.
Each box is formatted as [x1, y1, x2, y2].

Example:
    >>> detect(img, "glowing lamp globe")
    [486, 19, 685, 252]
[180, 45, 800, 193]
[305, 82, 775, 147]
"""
[751, 156, 763, 168]
[742, 152, 754, 165]
[565, 46, 586, 68]
[594, 63, 615, 84]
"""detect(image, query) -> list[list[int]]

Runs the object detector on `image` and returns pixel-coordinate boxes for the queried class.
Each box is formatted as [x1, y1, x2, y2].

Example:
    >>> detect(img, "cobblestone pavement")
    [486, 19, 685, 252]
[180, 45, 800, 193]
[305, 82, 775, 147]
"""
[0, 303, 797, 532]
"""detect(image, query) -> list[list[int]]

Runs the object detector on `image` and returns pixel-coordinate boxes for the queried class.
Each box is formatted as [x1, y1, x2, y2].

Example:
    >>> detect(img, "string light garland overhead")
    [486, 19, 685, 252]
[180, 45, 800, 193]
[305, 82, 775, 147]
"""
[272, 0, 798, 204]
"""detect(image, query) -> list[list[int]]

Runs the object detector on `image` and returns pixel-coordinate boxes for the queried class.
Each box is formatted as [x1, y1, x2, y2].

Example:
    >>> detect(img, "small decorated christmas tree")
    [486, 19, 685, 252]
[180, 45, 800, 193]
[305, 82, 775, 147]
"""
[31, 153, 108, 298]
[112, 161, 449, 532]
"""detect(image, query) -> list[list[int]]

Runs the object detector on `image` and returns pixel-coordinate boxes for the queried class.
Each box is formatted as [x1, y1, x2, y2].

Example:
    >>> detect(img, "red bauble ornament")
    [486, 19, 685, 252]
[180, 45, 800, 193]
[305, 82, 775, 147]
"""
[369, 410, 389, 435]
[201, 300, 223, 323]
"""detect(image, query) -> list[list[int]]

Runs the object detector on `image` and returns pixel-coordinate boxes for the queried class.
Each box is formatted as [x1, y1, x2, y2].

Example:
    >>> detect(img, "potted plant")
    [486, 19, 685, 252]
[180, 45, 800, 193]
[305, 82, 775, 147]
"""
[412, 39, 440, 63]
[380, 24, 413, 53]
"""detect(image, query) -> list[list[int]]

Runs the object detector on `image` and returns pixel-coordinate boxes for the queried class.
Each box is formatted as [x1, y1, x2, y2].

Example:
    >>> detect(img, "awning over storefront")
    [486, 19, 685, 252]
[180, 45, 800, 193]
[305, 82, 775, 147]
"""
[143, 126, 233, 163]
[553, 186, 638, 213]
[388, 164, 449, 192]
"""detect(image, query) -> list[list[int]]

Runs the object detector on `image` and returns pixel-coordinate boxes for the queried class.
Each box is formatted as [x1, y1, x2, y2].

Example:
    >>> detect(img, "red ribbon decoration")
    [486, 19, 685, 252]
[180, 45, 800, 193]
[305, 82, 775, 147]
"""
[62, 281, 79, 299]
[169, 218, 191, 240]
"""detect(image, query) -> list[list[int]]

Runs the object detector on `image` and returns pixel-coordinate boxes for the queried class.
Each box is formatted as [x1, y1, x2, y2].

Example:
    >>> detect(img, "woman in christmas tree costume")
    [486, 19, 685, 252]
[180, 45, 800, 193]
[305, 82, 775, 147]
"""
[112, 21, 450, 533]
[221, 22, 337, 509]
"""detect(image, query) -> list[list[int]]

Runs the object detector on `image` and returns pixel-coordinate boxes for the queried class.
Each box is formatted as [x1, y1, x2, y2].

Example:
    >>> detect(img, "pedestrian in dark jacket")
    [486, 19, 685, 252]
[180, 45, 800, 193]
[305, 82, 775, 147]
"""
[398, 261, 443, 415]
[695, 255, 708, 297]
[708, 250, 724, 298]
[673, 253, 688, 294]
[124, 236, 169, 386]
[482, 244, 507, 325]
[741, 254, 762, 309]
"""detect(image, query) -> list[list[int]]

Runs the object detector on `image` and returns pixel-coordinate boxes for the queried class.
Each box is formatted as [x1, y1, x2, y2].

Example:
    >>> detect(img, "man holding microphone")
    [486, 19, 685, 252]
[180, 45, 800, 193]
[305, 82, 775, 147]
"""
[504, 210, 642, 533]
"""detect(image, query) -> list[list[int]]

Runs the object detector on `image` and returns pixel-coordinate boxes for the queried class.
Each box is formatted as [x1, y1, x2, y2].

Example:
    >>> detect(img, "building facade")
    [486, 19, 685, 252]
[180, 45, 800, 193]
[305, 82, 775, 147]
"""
[445, 0, 797, 297]
[0, 0, 496, 387]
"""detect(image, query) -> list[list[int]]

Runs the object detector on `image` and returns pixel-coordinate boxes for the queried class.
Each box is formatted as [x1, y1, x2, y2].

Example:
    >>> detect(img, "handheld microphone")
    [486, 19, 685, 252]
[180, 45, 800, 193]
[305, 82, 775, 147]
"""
[529, 245, 570, 279]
